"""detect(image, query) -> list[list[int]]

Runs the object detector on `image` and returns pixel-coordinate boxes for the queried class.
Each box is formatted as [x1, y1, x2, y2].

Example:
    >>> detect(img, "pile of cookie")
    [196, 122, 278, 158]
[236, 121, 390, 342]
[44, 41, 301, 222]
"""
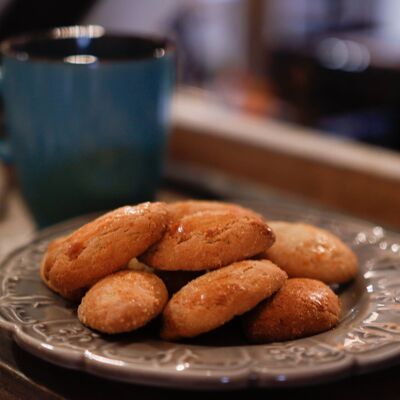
[40, 200, 358, 343]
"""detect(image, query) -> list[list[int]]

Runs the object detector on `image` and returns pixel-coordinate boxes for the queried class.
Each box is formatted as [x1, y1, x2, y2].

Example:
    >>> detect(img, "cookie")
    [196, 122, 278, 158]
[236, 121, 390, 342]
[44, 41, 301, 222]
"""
[161, 259, 287, 340]
[260, 221, 358, 284]
[43, 202, 169, 295]
[167, 200, 254, 220]
[243, 278, 341, 342]
[78, 270, 168, 334]
[40, 237, 85, 301]
[40, 236, 65, 289]
[141, 201, 275, 271]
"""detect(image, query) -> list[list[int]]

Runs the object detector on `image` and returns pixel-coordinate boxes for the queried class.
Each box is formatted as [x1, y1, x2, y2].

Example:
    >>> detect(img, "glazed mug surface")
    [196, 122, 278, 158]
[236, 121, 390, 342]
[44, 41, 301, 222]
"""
[0, 25, 174, 226]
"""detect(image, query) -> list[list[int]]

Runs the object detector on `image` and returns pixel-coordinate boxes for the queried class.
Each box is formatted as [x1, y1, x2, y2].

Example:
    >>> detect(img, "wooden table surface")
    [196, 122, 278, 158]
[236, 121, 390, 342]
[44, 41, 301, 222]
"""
[0, 164, 400, 399]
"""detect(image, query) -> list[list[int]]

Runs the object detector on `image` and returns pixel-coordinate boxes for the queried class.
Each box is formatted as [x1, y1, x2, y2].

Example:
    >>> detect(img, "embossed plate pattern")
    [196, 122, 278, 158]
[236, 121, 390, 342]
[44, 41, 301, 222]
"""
[1, 204, 400, 389]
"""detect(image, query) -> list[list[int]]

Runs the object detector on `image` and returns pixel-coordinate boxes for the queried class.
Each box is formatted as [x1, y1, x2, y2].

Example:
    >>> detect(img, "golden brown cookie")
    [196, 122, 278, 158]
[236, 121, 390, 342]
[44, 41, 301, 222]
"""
[167, 200, 254, 220]
[40, 237, 85, 301]
[161, 259, 287, 340]
[260, 221, 358, 284]
[43, 202, 169, 295]
[243, 278, 341, 343]
[141, 201, 275, 271]
[40, 236, 65, 289]
[78, 270, 168, 334]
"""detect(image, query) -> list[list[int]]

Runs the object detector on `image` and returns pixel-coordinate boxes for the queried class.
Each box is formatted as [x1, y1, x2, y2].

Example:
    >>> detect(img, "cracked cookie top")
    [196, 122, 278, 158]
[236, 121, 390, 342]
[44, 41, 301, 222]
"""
[161, 259, 287, 340]
[78, 270, 168, 334]
[242, 278, 341, 342]
[140, 201, 275, 271]
[43, 202, 169, 296]
[260, 221, 358, 284]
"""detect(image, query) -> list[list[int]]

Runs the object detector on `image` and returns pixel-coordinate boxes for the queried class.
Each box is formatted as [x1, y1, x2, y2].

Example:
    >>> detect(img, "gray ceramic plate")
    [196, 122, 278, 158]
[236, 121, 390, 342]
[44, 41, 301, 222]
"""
[1, 204, 400, 390]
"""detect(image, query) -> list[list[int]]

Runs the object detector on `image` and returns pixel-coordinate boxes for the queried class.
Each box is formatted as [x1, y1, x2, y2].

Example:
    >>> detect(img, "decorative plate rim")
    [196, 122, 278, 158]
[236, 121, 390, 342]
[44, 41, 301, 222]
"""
[1, 205, 400, 389]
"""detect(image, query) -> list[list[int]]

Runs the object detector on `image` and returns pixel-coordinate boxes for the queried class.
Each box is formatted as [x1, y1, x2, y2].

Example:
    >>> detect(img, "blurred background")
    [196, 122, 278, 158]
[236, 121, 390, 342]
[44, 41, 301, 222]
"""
[1, 0, 400, 151]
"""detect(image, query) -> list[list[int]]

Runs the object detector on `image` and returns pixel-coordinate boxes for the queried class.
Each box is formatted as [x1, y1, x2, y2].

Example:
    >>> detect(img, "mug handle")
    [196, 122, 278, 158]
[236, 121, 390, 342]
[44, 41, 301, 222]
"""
[0, 68, 12, 164]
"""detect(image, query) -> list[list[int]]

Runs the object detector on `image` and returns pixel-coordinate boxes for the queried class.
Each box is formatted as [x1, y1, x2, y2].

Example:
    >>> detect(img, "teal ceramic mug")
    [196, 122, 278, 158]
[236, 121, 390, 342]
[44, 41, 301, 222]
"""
[0, 25, 175, 227]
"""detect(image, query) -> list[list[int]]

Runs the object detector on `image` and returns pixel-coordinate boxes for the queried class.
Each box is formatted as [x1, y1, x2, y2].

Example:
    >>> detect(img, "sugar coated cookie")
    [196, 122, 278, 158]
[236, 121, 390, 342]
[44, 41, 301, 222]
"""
[261, 221, 358, 284]
[166, 200, 256, 220]
[40, 237, 86, 301]
[141, 201, 275, 271]
[78, 270, 168, 334]
[40, 236, 65, 290]
[243, 278, 341, 342]
[161, 259, 287, 340]
[43, 202, 169, 295]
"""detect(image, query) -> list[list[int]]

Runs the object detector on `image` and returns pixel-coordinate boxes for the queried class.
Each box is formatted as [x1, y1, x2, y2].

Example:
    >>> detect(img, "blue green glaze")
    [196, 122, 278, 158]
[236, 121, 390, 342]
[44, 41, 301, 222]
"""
[2, 37, 174, 226]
